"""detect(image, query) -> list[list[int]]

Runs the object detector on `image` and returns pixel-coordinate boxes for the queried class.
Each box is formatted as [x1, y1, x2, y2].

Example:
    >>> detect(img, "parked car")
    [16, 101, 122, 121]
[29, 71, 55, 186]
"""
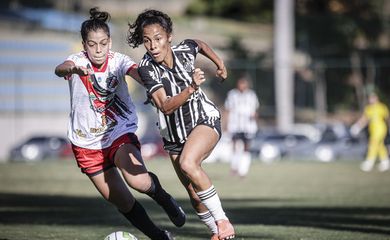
[291, 125, 367, 162]
[249, 131, 313, 163]
[312, 136, 367, 162]
[8, 135, 72, 162]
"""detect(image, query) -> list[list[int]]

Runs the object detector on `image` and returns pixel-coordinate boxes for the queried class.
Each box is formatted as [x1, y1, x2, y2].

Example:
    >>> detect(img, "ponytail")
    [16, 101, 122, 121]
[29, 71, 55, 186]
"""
[81, 7, 111, 41]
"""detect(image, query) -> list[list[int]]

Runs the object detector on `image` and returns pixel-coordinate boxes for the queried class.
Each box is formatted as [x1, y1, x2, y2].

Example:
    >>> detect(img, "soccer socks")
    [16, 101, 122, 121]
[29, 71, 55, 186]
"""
[197, 211, 218, 234]
[238, 152, 252, 177]
[378, 159, 390, 172]
[360, 159, 375, 172]
[230, 152, 240, 174]
[196, 185, 228, 221]
[145, 172, 186, 227]
[120, 200, 168, 240]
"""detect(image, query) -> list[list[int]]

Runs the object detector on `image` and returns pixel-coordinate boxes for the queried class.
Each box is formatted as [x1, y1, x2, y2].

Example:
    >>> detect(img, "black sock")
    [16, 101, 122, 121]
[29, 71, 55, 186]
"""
[120, 200, 166, 239]
[146, 172, 185, 228]
[146, 172, 171, 204]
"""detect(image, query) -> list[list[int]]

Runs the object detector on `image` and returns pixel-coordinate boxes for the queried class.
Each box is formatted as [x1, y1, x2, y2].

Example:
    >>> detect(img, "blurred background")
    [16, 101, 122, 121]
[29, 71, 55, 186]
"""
[0, 0, 389, 163]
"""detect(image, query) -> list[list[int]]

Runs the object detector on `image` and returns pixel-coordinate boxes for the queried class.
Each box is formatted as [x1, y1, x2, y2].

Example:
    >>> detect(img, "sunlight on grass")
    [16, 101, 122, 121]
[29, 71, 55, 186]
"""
[1, 159, 390, 239]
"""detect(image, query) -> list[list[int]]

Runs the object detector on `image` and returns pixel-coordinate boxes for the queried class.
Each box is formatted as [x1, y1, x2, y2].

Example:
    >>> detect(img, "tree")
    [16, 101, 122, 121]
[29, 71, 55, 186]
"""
[296, 0, 387, 112]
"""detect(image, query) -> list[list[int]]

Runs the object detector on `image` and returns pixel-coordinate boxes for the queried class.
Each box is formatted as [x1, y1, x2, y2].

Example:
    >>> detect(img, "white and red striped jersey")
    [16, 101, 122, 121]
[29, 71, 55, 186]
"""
[64, 50, 138, 149]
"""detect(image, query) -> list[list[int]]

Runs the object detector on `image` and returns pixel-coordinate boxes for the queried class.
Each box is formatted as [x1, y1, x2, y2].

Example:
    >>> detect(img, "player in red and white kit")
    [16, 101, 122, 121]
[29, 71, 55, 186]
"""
[54, 7, 184, 240]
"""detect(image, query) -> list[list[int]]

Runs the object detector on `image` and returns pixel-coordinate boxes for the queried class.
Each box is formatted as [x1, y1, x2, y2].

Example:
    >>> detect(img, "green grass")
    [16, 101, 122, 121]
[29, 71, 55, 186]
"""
[1, 159, 390, 239]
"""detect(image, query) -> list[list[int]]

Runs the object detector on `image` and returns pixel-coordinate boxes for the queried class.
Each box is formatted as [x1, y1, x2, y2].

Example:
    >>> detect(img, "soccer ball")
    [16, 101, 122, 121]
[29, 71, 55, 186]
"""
[104, 231, 138, 240]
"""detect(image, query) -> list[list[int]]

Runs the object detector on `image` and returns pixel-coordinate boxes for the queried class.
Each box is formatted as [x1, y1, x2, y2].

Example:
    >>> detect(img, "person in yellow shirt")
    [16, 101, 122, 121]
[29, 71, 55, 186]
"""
[351, 92, 390, 172]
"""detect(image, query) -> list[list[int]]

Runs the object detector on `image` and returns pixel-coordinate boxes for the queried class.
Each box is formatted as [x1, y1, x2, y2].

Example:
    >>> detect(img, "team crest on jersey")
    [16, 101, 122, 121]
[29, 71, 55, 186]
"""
[149, 71, 159, 81]
[106, 73, 118, 90]
[161, 71, 170, 79]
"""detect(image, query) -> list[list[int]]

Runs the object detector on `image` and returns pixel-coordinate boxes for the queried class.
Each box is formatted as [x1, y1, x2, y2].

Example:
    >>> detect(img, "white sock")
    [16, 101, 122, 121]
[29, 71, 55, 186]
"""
[230, 152, 240, 172]
[197, 185, 227, 221]
[238, 151, 252, 176]
[197, 211, 218, 234]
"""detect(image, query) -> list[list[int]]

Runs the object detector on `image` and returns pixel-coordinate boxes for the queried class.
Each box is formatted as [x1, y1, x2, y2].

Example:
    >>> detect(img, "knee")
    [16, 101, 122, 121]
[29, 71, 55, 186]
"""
[125, 174, 152, 194]
[179, 157, 199, 177]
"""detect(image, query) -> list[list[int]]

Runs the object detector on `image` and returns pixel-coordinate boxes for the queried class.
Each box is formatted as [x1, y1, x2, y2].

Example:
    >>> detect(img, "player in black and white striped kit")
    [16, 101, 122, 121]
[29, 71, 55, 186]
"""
[225, 76, 259, 178]
[139, 41, 221, 145]
[128, 9, 235, 240]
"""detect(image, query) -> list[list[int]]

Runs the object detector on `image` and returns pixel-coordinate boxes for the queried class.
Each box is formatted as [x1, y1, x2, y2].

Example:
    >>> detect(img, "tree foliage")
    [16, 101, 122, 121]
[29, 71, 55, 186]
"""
[188, 0, 390, 113]
[186, 0, 273, 23]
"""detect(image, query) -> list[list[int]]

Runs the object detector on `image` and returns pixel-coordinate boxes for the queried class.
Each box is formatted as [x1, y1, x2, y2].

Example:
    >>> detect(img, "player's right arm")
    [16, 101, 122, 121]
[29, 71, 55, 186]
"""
[55, 60, 91, 78]
[350, 111, 369, 136]
[138, 63, 202, 115]
[146, 69, 203, 115]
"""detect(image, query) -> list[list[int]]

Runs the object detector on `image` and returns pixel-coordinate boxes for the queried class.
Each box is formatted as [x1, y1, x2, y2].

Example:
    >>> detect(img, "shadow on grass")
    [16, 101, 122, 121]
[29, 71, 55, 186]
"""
[226, 198, 390, 237]
[1, 193, 390, 238]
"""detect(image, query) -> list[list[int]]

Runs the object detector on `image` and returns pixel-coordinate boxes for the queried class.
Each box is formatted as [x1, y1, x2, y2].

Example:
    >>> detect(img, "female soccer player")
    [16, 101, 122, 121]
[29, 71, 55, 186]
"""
[351, 92, 390, 172]
[127, 9, 235, 240]
[225, 75, 259, 178]
[54, 7, 185, 240]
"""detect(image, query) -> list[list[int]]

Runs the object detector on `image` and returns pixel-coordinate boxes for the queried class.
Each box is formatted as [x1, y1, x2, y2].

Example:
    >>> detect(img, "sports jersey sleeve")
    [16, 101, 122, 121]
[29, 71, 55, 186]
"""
[64, 53, 81, 81]
[138, 61, 164, 95]
[181, 39, 199, 57]
[117, 53, 137, 76]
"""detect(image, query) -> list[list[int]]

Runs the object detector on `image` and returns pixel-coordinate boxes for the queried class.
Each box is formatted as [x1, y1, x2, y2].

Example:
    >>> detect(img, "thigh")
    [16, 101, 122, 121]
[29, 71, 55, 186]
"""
[89, 167, 134, 212]
[114, 143, 150, 192]
[182, 125, 219, 164]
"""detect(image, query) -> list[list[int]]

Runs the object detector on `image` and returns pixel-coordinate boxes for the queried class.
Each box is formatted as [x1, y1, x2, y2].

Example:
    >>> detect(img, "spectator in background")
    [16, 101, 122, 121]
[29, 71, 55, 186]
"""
[351, 92, 390, 172]
[224, 75, 259, 178]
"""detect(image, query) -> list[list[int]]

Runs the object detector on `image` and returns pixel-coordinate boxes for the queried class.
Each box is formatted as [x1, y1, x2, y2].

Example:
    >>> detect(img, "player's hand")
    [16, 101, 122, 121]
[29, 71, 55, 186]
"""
[216, 64, 227, 82]
[350, 124, 361, 137]
[192, 68, 206, 86]
[71, 66, 93, 76]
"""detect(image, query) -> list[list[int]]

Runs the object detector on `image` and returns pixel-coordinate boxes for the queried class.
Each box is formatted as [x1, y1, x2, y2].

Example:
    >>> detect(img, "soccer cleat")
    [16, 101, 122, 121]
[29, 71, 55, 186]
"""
[360, 160, 374, 172]
[378, 160, 390, 172]
[216, 219, 235, 240]
[211, 234, 219, 240]
[149, 172, 186, 227]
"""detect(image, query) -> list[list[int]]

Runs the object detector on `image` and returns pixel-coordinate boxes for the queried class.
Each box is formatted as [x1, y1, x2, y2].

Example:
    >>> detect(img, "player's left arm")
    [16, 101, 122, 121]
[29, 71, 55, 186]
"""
[193, 39, 227, 81]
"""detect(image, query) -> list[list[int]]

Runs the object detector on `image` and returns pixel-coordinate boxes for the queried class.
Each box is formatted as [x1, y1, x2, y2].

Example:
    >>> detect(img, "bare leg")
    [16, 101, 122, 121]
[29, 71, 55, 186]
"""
[169, 153, 218, 235]
[177, 125, 235, 239]
[179, 125, 219, 191]
[115, 143, 185, 227]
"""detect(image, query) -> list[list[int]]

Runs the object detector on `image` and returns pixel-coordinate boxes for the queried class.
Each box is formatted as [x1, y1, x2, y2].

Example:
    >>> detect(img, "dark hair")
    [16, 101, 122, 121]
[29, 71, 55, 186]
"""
[127, 9, 173, 48]
[80, 7, 111, 42]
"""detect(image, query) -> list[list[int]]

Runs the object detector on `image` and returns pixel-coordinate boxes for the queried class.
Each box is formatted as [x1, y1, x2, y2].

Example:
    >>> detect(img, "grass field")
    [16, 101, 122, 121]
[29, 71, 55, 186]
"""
[1, 158, 390, 240]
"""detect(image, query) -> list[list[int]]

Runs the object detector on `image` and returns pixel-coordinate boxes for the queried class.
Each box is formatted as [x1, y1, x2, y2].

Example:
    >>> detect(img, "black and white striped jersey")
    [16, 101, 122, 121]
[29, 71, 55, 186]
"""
[224, 88, 259, 135]
[138, 39, 220, 143]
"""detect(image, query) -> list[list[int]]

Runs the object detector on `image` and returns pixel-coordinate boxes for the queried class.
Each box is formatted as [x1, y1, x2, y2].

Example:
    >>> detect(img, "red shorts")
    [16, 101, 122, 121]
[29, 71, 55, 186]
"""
[72, 133, 140, 176]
